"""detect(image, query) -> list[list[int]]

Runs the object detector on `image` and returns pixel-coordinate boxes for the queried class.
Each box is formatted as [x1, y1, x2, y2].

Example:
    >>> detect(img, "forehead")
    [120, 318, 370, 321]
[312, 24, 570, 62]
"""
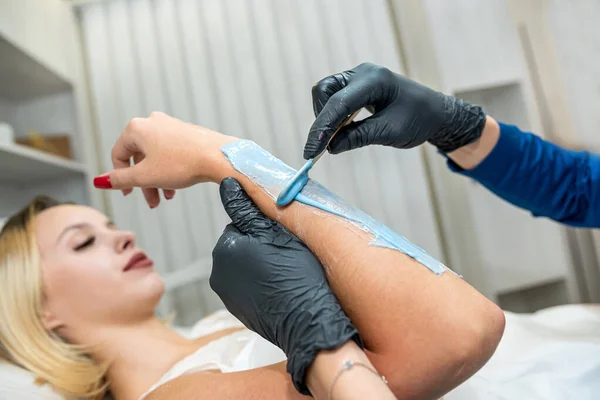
[35, 205, 106, 241]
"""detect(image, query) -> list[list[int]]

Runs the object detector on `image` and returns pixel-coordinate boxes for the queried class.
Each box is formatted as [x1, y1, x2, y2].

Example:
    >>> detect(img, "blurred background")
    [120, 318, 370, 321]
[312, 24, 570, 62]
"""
[0, 0, 598, 326]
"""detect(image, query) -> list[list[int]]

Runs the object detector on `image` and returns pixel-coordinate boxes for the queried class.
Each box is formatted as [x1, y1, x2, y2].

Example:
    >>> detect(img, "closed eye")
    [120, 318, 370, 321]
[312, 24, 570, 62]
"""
[74, 237, 95, 251]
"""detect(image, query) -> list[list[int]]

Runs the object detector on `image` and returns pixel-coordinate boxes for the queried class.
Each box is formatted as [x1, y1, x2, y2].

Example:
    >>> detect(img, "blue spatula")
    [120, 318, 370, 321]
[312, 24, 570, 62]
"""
[276, 110, 360, 207]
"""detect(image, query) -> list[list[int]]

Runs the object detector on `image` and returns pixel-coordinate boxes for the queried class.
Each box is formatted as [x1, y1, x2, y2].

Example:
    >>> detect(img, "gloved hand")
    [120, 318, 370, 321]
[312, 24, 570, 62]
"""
[303, 62, 487, 159]
[210, 177, 361, 395]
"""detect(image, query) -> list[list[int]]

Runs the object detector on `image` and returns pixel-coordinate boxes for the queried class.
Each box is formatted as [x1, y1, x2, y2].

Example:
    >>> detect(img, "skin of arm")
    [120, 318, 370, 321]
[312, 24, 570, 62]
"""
[153, 135, 504, 400]
[210, 152, 504, 399]
[103, 113, 506, 399]
[447, 116, 500, 170]
[445, 115, 600, 227]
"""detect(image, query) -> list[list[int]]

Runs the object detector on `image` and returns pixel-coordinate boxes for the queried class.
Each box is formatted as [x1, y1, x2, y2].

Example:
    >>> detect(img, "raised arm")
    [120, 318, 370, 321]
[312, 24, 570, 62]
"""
[299, 62, 600, 229]
[209, 140, 505, 399]
[97, 112, 505, 399]
[448, 117, 600, 228]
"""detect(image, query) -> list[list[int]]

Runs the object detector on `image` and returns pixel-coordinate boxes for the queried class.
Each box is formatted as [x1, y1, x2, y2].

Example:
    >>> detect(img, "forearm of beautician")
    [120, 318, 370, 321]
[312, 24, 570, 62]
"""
[447, 117, 600, 228]
[446, 116, 500, 170]
[301, 61, 599, 227]
[208, 141, 505, 399]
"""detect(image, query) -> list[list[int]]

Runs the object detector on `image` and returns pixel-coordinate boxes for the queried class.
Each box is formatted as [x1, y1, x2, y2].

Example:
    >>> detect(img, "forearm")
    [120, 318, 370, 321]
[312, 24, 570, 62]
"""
[445, 120, 600, 227]
[447, 116, 500, 170]
[307, 341, 394, 400]
[146, 361, 308, 400]
[148, 347, 393, 400]
[207, 137, 504, 398]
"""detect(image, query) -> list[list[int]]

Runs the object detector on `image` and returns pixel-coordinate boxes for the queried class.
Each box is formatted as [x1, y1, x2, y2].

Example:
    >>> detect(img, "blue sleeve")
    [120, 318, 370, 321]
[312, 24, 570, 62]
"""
[446, 122, 600, 228]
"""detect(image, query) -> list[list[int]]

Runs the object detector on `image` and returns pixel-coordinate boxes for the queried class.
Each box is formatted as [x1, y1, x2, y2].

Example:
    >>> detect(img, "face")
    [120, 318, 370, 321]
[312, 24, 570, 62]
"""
[36, 205, 164, 336]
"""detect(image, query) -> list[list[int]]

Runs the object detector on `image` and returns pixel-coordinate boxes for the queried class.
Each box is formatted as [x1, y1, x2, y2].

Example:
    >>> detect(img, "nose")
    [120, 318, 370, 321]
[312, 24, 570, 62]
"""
[114, 230, 136, 253]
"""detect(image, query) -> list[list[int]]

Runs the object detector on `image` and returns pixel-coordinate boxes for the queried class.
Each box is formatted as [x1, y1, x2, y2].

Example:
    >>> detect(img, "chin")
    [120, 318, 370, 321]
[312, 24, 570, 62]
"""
[147, 272, 166, 299]
[136, 271, 166, 311]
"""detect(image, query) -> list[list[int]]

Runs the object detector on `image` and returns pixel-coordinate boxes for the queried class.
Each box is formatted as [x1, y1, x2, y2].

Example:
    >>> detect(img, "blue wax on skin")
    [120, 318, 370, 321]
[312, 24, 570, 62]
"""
[221, 140, 451, 275]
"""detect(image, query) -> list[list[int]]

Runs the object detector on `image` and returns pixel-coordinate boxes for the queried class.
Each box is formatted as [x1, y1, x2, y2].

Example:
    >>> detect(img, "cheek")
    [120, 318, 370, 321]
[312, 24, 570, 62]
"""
[43, 258, 166, 324]
[43, 257, 123, 317]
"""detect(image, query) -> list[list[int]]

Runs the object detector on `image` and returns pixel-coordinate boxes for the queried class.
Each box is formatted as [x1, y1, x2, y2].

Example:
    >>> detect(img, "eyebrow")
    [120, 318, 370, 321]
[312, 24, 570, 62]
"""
[56, 220, 115, 244]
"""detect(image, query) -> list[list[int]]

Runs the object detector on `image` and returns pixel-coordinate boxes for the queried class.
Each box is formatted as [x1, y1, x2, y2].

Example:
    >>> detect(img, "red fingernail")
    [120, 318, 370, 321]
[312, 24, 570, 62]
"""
[93, 175, 112, 189]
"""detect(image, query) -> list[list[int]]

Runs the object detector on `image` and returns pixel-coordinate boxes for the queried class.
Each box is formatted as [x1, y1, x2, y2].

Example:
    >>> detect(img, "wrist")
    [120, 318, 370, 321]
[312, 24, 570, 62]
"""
[200, 132, 239, 184]
[306, 341, 366, 397]
[284, 306, 362, 395]
[447, 116, 500, 170]
[429, 96, 487, 153]
[306, 341, 393, 400]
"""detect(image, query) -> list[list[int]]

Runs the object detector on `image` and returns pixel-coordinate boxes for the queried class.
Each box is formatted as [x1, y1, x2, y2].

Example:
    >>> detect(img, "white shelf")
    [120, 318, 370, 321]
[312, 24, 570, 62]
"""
[0, 142, 87, 183]
[0, 33, 72, 100]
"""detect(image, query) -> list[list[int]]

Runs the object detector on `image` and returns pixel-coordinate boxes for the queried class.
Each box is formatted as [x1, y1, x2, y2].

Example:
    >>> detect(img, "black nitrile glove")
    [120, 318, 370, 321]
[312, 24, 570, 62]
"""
[304, 62, 487, 158]
[210, 177, 361, 395]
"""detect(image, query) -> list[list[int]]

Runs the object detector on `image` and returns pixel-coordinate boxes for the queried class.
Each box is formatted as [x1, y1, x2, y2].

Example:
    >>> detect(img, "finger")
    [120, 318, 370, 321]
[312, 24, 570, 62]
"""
[219, 177, 274, 235]
[142, 188, 160, 209]
[95, 162, 142, 190]
[110, 153, 132, 196]
[121, 148, 140, 196]
[148, 110, 168, 119]
[311, 73, 349, 117]
[106, 119, 146, 192]
[111, 118, 145, 173]
[304, 86, 372, 160]
[328, 118, 382, 154]
[128, 152, 158, 208]
[163, 189, 176, 200]
[105, 148, 133, 196]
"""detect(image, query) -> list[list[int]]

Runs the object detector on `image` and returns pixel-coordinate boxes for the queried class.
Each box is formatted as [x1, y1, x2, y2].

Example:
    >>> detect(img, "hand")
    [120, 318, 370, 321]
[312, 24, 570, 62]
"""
[94, 112, 236, 207]
[303, 62, 487, 159]
[210, 177, 361, 395]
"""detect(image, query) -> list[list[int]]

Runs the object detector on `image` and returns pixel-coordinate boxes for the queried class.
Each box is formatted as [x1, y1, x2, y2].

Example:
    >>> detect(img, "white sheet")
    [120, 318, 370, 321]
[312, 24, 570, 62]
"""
[446, 304, 600, 400]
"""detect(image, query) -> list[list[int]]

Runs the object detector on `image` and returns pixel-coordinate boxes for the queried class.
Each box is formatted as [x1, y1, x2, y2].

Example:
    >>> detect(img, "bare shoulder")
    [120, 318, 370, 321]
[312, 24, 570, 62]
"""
[145, 362, 309, 400]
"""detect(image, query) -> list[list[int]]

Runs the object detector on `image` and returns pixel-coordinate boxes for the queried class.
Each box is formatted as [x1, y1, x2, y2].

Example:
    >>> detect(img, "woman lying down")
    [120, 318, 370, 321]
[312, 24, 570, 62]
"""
[0, 112, 505, 400]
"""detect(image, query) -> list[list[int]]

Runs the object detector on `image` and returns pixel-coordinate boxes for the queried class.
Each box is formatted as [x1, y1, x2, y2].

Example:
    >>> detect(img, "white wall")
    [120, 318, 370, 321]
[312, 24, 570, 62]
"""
[0, 0, 74, 81]
[424, 0, 524, 93]
[78, 0, 444, 325]
[546, 0, 600, 150]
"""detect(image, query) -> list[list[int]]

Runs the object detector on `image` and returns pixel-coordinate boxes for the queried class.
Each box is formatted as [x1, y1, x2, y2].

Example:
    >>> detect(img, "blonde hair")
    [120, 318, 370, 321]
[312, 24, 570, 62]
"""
[0, 196, 109, 399]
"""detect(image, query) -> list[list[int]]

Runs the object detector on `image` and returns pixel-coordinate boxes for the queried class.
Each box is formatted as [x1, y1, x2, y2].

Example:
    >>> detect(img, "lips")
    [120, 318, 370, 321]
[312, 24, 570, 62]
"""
[123, 252, 154, 272]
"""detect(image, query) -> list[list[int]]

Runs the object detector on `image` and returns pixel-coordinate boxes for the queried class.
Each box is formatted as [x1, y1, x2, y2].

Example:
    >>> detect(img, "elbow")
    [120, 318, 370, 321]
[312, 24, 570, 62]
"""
[450, 300, 506, 385]
[375, 298, 505, 399]
[411, 300, 506, 398]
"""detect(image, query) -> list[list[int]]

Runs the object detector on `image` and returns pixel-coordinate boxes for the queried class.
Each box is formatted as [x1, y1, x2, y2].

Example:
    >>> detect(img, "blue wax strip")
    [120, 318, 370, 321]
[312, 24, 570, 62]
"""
[221, 140, 452, 276]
